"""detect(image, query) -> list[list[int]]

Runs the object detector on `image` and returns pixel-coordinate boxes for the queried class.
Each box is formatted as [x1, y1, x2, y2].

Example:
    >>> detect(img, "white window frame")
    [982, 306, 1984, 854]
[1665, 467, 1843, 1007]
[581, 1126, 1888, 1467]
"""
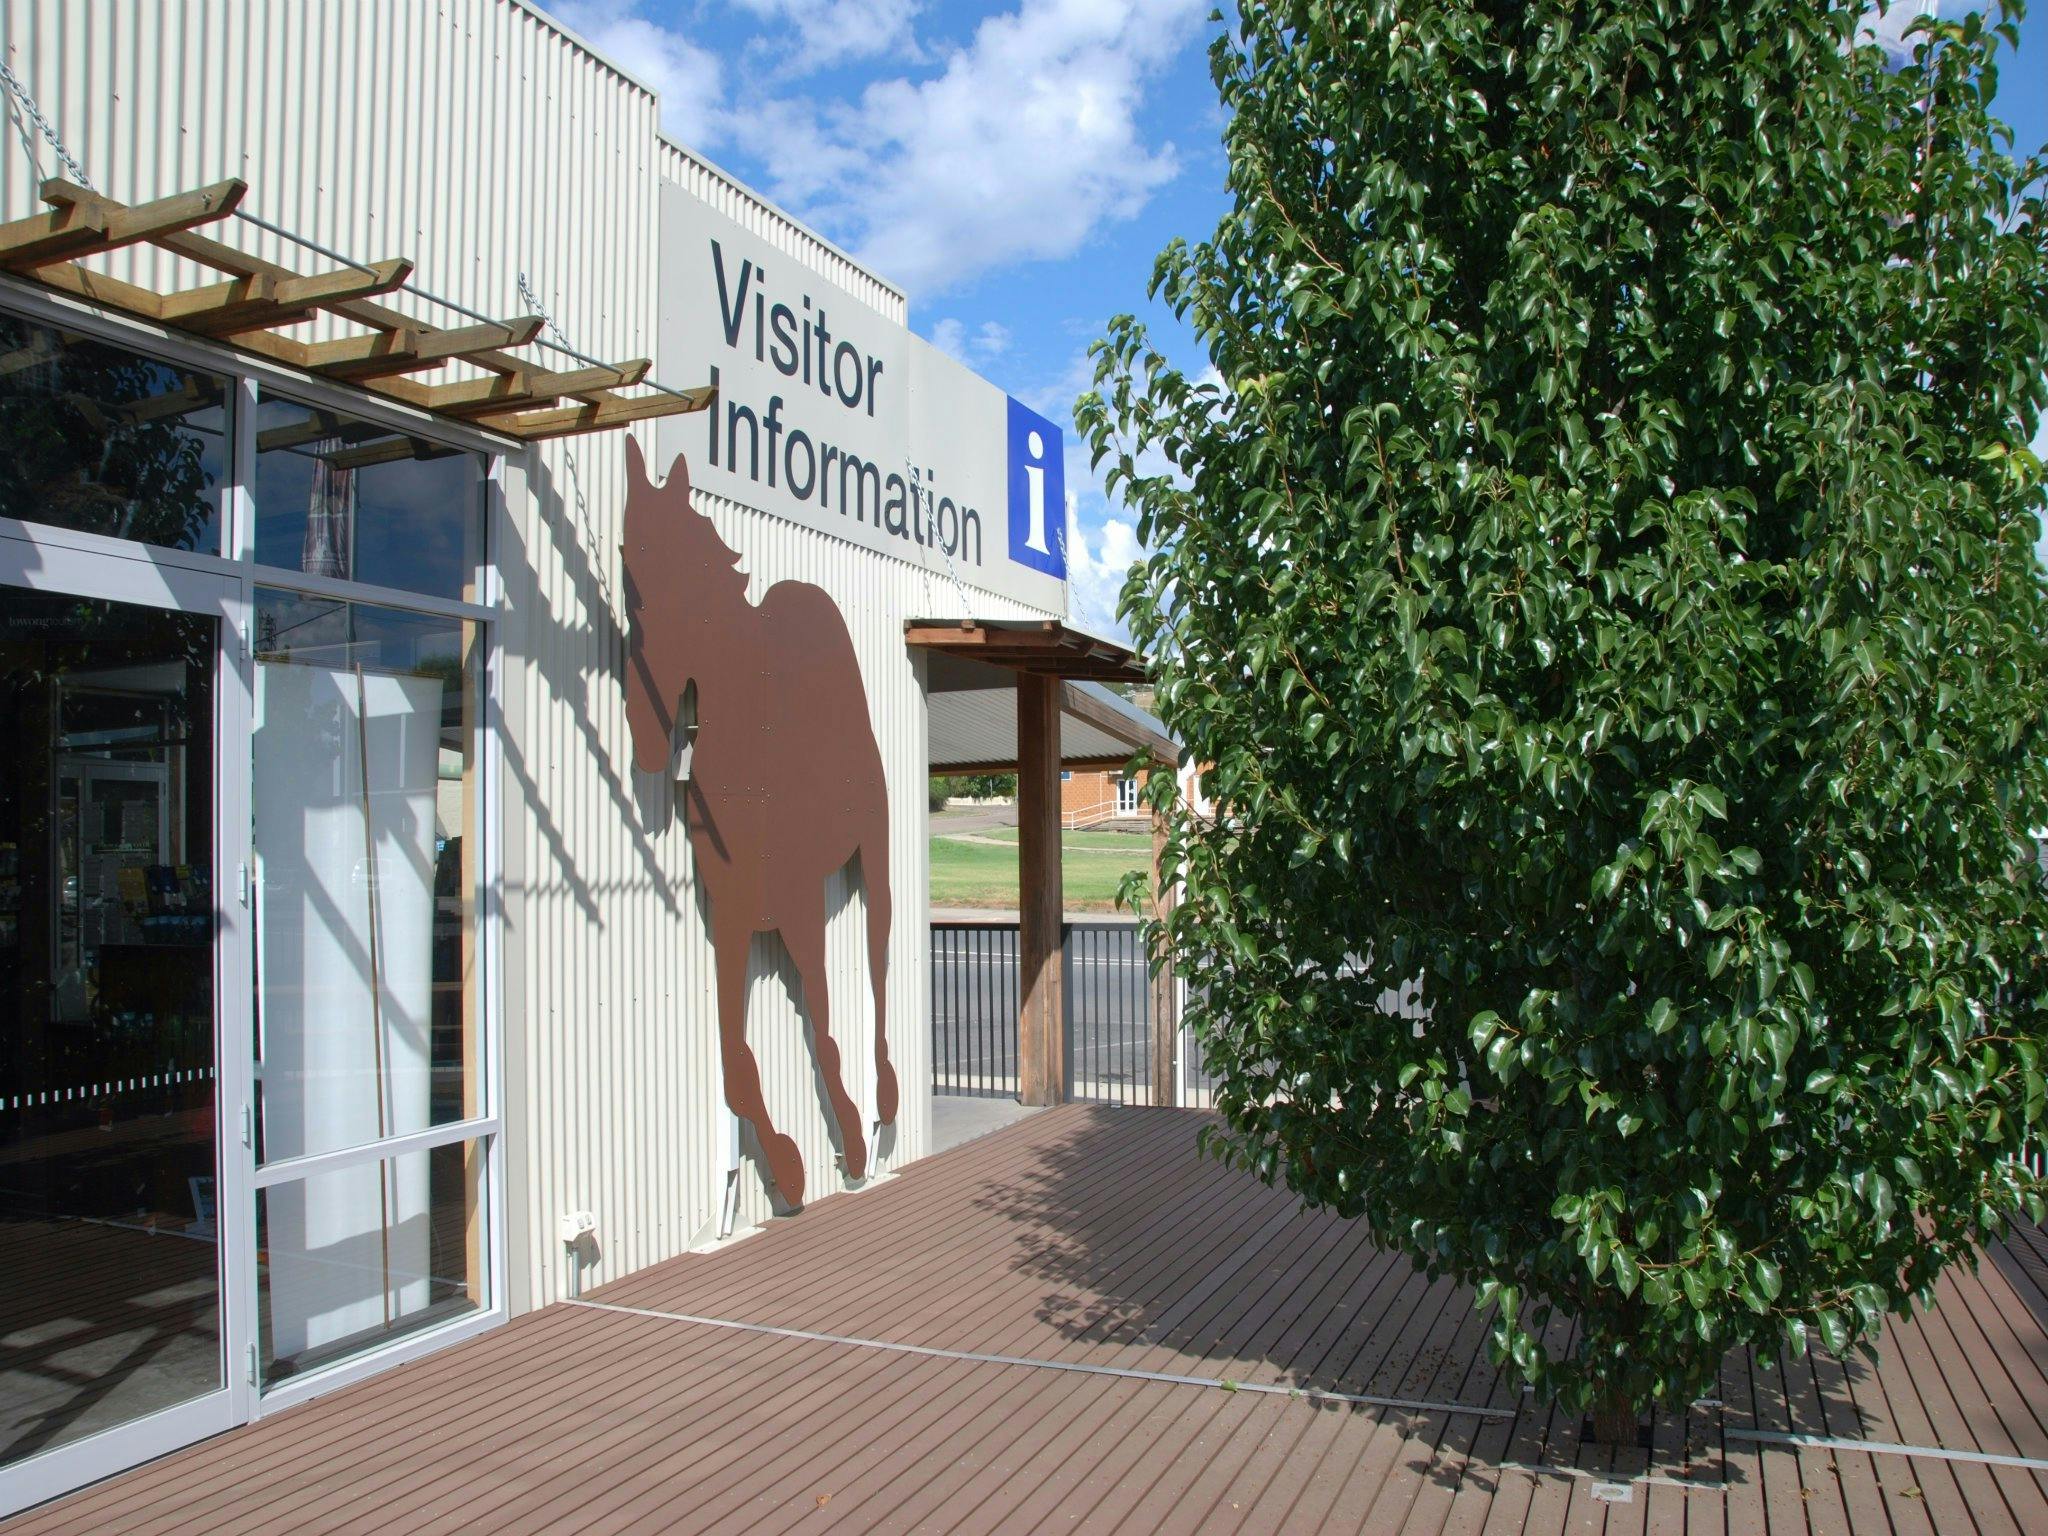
[0, 529, 254, 1522]
[0, 282, 513, 1430]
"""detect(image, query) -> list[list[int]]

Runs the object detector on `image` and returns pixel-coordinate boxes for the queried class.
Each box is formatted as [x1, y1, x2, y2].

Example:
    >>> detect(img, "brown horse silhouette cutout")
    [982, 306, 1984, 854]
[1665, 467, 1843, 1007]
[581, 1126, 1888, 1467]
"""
[621, 439, 898, 1209]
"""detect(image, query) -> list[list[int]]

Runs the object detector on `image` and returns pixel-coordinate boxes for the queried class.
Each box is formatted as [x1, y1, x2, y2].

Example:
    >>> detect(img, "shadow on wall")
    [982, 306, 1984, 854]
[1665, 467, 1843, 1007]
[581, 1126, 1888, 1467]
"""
[509, 443, 894, 1244]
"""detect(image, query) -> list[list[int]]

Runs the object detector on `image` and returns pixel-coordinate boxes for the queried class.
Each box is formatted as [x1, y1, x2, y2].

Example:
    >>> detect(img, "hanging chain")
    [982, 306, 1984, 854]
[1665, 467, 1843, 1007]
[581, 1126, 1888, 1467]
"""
[1055, 504, 1075, 622]
[0, 59, 93, 190]
[517, 270, 560, 340]
[911, 463, 980, 617]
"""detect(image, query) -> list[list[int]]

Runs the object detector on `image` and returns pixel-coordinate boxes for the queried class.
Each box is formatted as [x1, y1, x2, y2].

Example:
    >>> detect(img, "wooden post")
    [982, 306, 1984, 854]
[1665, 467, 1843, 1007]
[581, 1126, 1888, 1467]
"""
[1149, 792, 1178, 1107]
[1016, 672, 1065, 1106]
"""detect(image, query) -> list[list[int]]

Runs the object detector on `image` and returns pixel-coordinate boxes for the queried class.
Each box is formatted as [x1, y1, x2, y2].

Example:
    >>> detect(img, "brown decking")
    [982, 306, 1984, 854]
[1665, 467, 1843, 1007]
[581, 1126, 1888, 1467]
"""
[9, 1103, 2048, 1534]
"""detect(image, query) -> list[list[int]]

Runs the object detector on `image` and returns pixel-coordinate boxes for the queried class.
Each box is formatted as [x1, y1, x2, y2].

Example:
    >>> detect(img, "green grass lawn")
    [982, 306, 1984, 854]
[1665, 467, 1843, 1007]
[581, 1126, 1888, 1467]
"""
[969, 826, 1151, 851]
[929, 832, 1149, 910]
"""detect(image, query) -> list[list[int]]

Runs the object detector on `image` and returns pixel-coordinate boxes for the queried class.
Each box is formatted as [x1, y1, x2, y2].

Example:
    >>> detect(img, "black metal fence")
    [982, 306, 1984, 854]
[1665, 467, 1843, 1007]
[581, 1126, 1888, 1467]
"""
[930, 919, 1161, 1105]
[930, 921, 1021, 1097]
[1065, 921, 1153, 1104]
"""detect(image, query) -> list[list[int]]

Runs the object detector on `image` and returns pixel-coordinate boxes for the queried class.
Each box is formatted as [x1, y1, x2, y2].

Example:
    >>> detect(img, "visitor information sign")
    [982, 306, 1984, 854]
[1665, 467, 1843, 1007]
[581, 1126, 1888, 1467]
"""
[658, 179, 1070, 614]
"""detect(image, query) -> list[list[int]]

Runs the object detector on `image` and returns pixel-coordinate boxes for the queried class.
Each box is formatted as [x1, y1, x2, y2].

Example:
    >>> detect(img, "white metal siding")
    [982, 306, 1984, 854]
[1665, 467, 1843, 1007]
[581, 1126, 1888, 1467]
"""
[658, 138, 908, 327]
[1, 0, 1046, 1313]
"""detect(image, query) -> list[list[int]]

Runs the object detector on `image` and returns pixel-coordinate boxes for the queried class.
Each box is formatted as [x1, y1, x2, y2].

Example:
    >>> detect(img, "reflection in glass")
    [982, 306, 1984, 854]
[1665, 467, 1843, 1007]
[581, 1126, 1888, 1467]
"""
[0, 314, 228, 552]
[258, 1136, 486, 1384]
[252, 592, 477, 1165]
[0, 592, 222, 1469]
[252, 395, 483, 600]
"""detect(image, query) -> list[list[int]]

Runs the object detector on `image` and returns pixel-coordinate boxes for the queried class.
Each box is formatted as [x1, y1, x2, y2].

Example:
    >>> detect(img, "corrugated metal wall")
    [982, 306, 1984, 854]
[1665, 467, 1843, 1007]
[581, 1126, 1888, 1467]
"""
[1, 0, 661, 358]
[2, 0, 1052, 1313]
[659, 137, 908, 327]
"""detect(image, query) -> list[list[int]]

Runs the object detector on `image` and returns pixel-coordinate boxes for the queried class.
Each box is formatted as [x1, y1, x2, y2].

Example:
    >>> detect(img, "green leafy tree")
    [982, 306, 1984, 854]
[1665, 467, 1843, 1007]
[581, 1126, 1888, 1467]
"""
[929, 773, 1018, 810]
[1083, 0, 2048, 1433]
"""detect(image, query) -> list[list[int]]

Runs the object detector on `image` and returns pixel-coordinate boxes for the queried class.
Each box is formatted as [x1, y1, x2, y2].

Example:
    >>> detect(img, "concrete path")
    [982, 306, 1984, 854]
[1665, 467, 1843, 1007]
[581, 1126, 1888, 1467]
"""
[928, 1094, 1045, 1154]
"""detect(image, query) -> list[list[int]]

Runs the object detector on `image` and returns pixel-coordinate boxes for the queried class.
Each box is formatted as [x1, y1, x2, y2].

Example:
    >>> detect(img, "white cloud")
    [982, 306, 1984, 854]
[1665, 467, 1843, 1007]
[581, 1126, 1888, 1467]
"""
[546, 0, 1205, 294]
[929, 317, 969, 359]
[552, 0, 727, 150]
[735, 0, 925, 74]
[928, 316, 1014, 361]
[1066, 500, 1142, 641]
[748, 0, 1207, 295]
[1861, 2, 1942, 65]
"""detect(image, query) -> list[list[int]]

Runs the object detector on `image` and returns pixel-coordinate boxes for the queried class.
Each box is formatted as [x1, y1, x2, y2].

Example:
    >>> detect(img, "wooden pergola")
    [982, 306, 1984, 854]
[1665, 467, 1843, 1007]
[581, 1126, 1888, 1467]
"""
[909, 617, 1178, 1108]
[0, 177, 713, 441]
[904, 617, 1146, 685]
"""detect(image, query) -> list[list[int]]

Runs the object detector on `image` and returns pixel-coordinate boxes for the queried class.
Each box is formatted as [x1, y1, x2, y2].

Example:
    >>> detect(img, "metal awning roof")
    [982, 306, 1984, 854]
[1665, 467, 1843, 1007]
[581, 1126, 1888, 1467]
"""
[905, 617, 1145, 685]
[924, 646, 1174, 773]
[0, 177, 714, 442]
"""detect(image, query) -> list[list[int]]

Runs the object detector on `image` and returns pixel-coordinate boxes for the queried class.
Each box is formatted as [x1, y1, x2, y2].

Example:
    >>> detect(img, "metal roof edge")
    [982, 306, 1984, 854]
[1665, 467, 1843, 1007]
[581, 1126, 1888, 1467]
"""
[502, 0, 664, 103]
[657, 134, 910, 307]
[1070, 679, 1178, 751]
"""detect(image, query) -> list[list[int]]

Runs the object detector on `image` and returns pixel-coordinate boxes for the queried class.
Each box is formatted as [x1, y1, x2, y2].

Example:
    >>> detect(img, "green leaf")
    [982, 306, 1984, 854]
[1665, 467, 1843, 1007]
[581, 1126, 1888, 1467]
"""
[1754, 1258, 1783, 1302]
[1815, 1310, 1850, 1356]
[1612, 1249, 1640, 1297]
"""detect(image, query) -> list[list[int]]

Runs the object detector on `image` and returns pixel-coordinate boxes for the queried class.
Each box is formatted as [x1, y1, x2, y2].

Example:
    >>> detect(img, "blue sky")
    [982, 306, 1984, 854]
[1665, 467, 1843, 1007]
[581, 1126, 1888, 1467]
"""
[543, 1, 2048, 637]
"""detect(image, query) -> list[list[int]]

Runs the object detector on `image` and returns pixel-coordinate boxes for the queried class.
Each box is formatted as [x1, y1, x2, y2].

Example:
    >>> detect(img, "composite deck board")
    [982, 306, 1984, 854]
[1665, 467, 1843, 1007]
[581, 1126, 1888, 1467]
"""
[8, 1104, 2048, 1534]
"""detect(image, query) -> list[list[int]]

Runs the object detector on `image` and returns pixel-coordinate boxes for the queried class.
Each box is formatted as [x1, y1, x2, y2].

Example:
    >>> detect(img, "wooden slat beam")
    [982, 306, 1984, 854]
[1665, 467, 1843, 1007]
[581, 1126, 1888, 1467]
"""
[909, 643, 1145, 684]
[256, 412, 371, 454]
[22, 179, 690, 444]
[28, 258, 174, 321]
[35, 189, 530, 383]
[304, 315, 546, 381]
[325, 436, 462, 470]
[0, 331, 58, 378]
[160, 257, 414, 336]
[496, 384, 717, 440]
[905, 624, 1083, 652]
[0, 178, 244, 271]
[400, 359, 652, 419]
[108, 376, 226, 426]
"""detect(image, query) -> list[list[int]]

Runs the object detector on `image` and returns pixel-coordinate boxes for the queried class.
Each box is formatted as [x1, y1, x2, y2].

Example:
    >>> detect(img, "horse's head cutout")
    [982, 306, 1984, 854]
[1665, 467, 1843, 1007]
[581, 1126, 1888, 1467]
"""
[620, 438, 899, 1211]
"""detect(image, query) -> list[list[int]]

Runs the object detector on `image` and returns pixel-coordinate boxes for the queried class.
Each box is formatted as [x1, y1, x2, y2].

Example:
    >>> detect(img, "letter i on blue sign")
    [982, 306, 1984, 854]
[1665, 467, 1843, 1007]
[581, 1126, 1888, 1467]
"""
[1005, 397, 1067, 580]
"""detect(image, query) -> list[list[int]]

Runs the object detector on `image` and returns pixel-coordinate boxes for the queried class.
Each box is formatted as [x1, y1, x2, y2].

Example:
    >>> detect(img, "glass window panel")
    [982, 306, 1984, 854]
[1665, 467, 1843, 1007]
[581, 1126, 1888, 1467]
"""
[0, 314, 228, 552]
[257, 1135, 488, 1386]
[251, 591, 479, 1164]
[0, 591, 223, 1468]
[252, 394, 483, 600]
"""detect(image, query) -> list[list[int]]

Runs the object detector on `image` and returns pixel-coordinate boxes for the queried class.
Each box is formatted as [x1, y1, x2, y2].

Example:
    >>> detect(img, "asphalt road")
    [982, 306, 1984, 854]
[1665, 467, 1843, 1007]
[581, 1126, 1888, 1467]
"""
[930, 923, 1156, 1093]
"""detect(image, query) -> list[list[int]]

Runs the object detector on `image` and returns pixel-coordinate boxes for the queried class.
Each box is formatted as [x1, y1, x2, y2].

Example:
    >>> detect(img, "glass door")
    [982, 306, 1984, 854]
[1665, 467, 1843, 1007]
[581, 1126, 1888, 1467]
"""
[1116, 773, 1141, 816]
[0, 534, 251, 1516]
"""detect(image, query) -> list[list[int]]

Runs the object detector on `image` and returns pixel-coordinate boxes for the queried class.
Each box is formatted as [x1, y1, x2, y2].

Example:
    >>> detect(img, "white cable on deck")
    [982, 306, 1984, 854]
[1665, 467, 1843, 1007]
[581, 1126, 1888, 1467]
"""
[564, 1297, 1517, 1420]
[1726, 1427, 2048, 1473]
[567, 1299, 2048, 1475]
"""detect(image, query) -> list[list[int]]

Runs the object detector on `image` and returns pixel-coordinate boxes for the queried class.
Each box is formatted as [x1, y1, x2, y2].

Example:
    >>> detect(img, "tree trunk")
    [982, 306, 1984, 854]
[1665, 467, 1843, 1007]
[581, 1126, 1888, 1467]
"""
[1591, 1390, 1640, 1447]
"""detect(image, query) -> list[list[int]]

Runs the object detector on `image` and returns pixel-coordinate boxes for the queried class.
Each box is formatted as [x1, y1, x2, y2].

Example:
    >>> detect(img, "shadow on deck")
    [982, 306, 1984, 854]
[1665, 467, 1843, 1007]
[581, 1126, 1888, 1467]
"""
[9, 1104, 2048, 1533]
